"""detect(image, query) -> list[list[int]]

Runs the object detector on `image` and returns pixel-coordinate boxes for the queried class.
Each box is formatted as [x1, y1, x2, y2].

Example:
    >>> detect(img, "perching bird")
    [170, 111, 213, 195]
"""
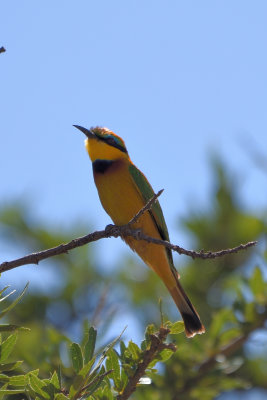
[74, 125, 205, 338]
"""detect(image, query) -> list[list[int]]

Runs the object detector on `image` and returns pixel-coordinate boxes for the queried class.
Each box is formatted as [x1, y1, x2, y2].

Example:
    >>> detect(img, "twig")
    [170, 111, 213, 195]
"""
[0, 190, 257, 274]
[117, 327, 176, 400]
[0, 47, 6, 54]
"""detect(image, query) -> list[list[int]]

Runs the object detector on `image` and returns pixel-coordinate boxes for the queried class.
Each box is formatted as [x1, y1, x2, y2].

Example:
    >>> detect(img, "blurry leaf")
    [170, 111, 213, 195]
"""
[100, 384, 114, 400]
[55, 394, 69, 400]
[69, 374, 84, 398]
[84, 366, 108, 397]
[84, 326, 97, 363]
[106, 348, 121, 390]
[50, 371, 60, 390]
[140, 339, 148, 352]
[0, 383, 8, 400]
[0, 289, 16, 303]
[157, 348, 174, 362]
[70, 343, 83, 373]
[0, 373, 8, 382]
[209, 309, 237, 341]
[0, 389, 26, 395]
[28, 372, 50, 399]
[250, 266, 266, 302]
[120, 341, 127, 360]
[0, 283, 29, 319]
[148, 347, 174, 369]
[128, 340, 141, 362]
[145, 324, 156, 342]
[77, 359, 91, 379]
[92, 327, 126, 376]
[0, 286, 11, 298]
[0, 333, 17, 362]
[219, 327, 242, 346]
[0, 324, 30, 332]
[244, 302, 256, 323]
[168, 321, 185, 335]
[0, 360, 23, 372]
[9, 374, 27, 386]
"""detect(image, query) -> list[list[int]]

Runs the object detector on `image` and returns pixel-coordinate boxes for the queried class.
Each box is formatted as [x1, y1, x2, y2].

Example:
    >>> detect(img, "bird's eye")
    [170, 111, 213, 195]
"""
[107, 137, 115, 146]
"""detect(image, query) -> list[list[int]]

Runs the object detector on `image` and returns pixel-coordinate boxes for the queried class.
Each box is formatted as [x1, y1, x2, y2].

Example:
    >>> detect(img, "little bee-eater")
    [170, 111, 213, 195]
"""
[74, 125, 205, 338]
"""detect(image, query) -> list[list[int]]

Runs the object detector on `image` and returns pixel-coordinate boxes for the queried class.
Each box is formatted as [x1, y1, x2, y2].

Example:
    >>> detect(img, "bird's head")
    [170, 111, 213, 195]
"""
[74, 125, 128, 162]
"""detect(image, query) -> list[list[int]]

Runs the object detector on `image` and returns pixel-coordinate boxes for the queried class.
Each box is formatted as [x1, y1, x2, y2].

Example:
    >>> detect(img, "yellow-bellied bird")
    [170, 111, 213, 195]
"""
[74, 125, 205, 338]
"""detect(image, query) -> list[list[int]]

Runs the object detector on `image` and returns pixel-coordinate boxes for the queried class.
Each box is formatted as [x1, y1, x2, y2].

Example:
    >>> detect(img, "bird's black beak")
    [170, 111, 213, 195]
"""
[73, 125, 94, 138]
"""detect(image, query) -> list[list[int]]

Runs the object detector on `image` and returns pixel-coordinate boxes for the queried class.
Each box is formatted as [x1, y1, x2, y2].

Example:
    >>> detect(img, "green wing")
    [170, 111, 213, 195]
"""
[129, 163, 174, 266]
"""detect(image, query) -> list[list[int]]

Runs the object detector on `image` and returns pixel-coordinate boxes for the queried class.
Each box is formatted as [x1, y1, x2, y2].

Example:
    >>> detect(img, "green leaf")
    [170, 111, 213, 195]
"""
[0, 383, 8, 400]
[70, 343, 83, 373]
[0, 360, 23, 372]
[0, 333, 18, 362]
[84, 326, 97, 363]
[83, 366, 108, 397]
[145, 324, 156, 342]
[168, 321, 185, 335]
[106, 349, 121, 391]
[0, 324, 30, 332]
[50, 371, 60, 390]
[79, 357, 95, 379]
[250, 266, 266, 302]
[120, 368, 128, 390]
[28, 372, 50, 399]
[91, 327, 126, 376]
[120, 341, 127, 360]
[209, 309, 237, 341]
[140, 339, 148, 352]
[0, 283, 29, 319]
[0, 389, 26, 395]
[0, 287, 10, 298]
[244, 302, 256, 322]
[0, 289, 16, 303]
[157, 348, 174, 362]
[100, 384, 114, 400]
[68, 358, 96, 397]
[55, 394, 69, 400]
[128, 340, 141, 361]
[69, 374, 84, 398]
[9, 374, 26, 386]
[0, 374, 8, 382]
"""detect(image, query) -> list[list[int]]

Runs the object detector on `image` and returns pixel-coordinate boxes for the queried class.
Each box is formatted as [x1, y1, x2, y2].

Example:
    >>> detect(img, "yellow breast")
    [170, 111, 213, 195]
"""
[93, 159, 175, 288]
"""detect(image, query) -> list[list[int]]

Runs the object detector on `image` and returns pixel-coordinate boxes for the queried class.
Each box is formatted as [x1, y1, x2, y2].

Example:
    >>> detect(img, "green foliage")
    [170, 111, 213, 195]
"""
[0, 159, 266, 399]
[0, 284, 179, 399]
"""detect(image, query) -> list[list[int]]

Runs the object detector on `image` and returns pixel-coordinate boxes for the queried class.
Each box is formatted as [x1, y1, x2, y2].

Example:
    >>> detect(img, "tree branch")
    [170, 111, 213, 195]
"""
[0, 190, 257, 273]
[117, 327, 176, 400]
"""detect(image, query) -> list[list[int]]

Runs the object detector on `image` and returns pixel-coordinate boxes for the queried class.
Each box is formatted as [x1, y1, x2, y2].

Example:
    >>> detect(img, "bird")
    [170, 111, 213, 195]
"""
[74, 125, 205, 338]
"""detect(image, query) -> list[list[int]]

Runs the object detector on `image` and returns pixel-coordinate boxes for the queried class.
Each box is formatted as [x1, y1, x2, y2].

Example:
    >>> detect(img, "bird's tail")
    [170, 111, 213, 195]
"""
[168, 280, 205, 338]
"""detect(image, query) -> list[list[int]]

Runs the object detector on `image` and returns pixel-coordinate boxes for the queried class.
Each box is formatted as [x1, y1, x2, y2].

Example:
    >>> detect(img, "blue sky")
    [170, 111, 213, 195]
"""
[1, 2, 267, 286]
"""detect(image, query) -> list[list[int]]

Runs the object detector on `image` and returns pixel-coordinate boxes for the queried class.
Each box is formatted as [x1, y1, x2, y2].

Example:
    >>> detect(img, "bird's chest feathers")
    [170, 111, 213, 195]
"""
[92, 158, 171, 274]
[92, 159, 143, 225]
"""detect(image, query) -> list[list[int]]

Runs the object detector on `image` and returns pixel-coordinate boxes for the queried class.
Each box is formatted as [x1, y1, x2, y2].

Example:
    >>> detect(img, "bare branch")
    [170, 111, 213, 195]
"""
[117, 327, 176, 400]
[0, 190, 257, 274]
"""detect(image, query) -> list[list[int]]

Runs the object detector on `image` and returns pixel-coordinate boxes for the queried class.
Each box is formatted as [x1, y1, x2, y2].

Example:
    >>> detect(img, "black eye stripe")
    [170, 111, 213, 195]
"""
[97, 135, 128, 154]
